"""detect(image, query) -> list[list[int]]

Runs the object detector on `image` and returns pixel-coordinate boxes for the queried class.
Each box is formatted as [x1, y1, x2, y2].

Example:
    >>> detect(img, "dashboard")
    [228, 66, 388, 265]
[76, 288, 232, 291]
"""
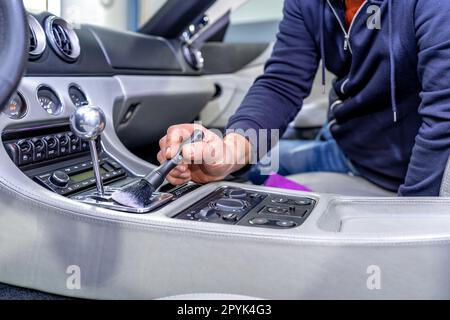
[25, 13, 195, 77]
[2, 12, 199, 121]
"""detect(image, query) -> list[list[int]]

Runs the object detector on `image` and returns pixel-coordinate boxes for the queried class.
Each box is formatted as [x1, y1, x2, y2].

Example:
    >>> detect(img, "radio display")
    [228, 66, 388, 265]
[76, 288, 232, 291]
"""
[71, 168, 107, 183]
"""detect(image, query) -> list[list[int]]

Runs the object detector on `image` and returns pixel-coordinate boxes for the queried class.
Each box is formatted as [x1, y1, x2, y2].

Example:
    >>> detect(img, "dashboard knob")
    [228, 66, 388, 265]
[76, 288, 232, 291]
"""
[215, 198, 245, 212]
[70, 105, 106, 141]
[227, 188, 247, 199]
[50, 170, 70, 187]
[196, 208, 219, 219]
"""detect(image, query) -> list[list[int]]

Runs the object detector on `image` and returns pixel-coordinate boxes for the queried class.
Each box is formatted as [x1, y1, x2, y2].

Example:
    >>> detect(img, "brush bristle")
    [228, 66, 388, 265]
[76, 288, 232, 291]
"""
[111, 180, 155, 208]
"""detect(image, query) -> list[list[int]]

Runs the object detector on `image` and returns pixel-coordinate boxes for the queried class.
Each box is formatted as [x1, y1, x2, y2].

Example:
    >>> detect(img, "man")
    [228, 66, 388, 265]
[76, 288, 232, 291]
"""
[158, 0, 450, 196]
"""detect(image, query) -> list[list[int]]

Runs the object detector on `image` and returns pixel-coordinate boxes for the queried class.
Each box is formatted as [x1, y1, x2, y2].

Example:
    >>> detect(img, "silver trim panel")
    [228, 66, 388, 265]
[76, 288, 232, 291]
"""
[45, 15, 81, 62]
[28, 15, 47, 58]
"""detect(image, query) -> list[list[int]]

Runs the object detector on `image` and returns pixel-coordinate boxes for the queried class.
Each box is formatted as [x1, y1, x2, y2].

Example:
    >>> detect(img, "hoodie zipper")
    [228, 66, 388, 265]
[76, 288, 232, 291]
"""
[326, 0, 368, 54]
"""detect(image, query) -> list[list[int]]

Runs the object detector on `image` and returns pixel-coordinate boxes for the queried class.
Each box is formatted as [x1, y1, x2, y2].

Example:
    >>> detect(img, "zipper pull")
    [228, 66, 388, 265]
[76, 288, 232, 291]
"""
[344, 35, 349, 51]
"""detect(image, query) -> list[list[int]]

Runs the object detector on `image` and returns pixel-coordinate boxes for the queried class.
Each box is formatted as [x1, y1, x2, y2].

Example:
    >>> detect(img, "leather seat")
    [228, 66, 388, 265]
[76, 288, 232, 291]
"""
[287, 172, 396, 197]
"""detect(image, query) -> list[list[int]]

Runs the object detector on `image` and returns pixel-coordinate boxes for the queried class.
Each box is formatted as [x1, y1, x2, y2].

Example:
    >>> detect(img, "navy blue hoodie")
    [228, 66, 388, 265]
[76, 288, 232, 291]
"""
[227, 0, 450, 196]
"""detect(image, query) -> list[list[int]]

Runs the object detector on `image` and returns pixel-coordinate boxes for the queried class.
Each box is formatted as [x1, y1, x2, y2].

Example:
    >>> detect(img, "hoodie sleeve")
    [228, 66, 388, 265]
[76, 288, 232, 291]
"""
[399, 0, 450, 196]
[226, 0, 320, 157]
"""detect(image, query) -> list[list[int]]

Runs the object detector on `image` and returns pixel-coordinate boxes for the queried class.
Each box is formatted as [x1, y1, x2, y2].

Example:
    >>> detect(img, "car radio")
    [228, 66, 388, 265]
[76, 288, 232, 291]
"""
[3, 125, 128, 196]
[34, 156, 126, 196]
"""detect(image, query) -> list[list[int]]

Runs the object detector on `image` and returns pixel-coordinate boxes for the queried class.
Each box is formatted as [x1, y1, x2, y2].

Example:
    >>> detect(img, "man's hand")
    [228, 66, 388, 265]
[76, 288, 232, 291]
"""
[157, 124, 251, 185]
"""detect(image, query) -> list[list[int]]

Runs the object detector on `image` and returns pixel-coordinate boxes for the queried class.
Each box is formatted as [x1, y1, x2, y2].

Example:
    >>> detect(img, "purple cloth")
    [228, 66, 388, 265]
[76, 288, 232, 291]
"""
[264, 174, 312, 192]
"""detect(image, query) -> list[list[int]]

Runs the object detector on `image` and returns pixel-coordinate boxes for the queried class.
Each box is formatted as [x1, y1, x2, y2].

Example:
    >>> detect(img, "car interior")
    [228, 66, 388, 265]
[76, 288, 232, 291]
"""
[2, 0, 450, 300]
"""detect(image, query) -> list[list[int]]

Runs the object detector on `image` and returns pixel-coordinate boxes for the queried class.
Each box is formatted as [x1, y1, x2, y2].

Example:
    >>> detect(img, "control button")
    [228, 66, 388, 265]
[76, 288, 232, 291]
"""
[196, 208, 218, 219]
[249, 218, 269, 225]
[44, 136, 57, 148]
[68, 133, 81, 153]
[271, 197, 289, 204]
[50, 170, 70, 188]
[38, 174, 51, 180]
[276, 220, 296, 228]
[227, 188, 247, 199]
[57, 134, 69, 146]
[17, 140, 33, 165]
[59, 145, 69, 156]
[47, 148, 58, 158]
[44, 136, 59, 159]
[20, 153, 32, 164]
[215, 198, 246, 212]
[102, 163, 114, 172]
[267, 206, 288, 215]
[34, 151, 45, 161]
[18, 140, 32, 153]
[57, 134, 70, 156]
[81, 140, 89, 151]
[222, 213, 238, 222]
[55, 189, 65, 195]
[295, 199, 313, 206]
[32, 138, 47, 162]
[107, 160, 122, 170]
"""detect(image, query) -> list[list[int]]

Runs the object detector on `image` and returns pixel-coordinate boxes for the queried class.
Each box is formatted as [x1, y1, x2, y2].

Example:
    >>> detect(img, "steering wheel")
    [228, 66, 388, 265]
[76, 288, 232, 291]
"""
[0, 0, 28, 108]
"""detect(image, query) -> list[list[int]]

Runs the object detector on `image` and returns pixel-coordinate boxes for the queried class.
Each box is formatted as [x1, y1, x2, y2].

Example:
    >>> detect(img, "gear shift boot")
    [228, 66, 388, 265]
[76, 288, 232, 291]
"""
[69, 105, 173, 213]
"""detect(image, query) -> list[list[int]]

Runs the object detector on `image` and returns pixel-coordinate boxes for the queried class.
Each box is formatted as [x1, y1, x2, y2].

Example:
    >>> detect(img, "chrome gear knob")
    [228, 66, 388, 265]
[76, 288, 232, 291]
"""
[70, 105, 107, 195]
[69, 105, 106, 141]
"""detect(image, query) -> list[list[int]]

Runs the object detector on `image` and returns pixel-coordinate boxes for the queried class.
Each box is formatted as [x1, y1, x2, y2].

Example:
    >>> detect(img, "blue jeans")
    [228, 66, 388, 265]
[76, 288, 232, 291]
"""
[248, 126, 359, 185]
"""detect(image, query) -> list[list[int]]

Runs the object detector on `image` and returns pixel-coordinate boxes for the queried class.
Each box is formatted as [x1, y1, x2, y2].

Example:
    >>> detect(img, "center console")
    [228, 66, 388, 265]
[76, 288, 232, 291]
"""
[2, 113, 316, 230]
[175, 186, 316, 229]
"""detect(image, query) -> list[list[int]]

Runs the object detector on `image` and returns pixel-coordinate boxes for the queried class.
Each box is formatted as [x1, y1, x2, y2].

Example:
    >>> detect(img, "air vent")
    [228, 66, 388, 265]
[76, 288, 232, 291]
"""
[28, 15, 46, 59]
[45, 16, 81, 62]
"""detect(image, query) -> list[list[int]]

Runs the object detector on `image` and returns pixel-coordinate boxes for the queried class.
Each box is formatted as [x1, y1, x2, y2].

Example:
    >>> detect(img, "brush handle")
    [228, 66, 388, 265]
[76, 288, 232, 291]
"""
[144, 130, 205, 187]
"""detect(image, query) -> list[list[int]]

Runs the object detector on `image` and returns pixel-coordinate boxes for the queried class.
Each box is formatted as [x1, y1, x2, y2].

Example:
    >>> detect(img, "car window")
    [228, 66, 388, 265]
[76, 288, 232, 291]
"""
[224, 0, 284, 43]
[23, 0, 168, 31]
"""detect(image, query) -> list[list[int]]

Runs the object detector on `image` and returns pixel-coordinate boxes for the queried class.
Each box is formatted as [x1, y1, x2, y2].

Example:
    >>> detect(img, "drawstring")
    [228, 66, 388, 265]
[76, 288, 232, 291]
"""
[320, 0, 327, 94]
[388, 0, 398, 122]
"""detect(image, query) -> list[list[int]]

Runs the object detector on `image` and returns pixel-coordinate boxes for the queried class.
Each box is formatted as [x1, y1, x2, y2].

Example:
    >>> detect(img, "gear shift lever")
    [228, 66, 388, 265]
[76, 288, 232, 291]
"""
[70, 105, 106, 196]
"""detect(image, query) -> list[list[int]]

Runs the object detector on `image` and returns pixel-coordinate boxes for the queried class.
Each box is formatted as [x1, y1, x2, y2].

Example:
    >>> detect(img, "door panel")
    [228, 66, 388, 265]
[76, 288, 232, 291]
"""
[200, 43, 333, 130]
[200, 44, 271, 128]
[114, 76, 215, 149]
[202, 42, 269, 74]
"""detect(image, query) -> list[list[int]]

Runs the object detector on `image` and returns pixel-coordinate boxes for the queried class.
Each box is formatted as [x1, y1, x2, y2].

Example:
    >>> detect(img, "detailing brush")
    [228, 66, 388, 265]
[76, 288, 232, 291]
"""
[111, 130, 204, 208]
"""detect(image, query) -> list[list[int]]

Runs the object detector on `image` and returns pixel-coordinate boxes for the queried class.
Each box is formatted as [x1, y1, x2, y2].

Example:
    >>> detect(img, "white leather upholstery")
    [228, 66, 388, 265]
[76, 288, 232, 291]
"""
[287, 172, 396, 197]
[3, 78, 450, 300]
